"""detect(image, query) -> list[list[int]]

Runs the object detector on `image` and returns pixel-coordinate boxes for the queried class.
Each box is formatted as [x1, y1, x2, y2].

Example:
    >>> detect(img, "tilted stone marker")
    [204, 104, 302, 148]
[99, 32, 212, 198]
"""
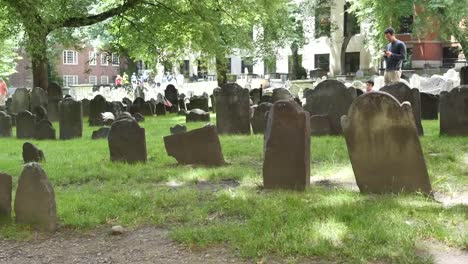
[23, 142, 45, 163]
[420, 93, 439, 120]
[0, 111, 12, 137]
[92, 127, 110, 140]
[251, 102, 272, 134]
[170, 124, 187, 135]
[59, 98, 83, 140]
[89, 95, 107, 126]
[380, 82, 424, 135]
[108, 117, 147, 163]
[341, 92, 432, 195]
[440, 85, 468, 136]
[16, 111, 36, 139]
[214, 83, 251, 134]
[14, 163, 57, 232]
[35, 120, 56, 140]
[304, 80, 356, 135]
[164, 125, 226, 166]
[186, 109, 210, 122]
[310, 115, 332, 136]
[0, 173, 12, 219]
[263, 100, 311, 190]
[11, 88, 30, 114]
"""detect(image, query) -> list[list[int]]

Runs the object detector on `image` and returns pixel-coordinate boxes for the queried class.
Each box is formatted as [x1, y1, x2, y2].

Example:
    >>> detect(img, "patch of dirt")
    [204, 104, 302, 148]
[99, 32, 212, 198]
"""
[417, 240, 468, 264]
[434, 191, 468, 207]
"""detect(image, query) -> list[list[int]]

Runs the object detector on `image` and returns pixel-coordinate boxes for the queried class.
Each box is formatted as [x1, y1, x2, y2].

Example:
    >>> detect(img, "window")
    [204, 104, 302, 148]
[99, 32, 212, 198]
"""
[241, 57, 254, 74]
[63, 75, 78, 87]
[398, 16, 413, 34]
[345, 52, 360, 74]
[226, 58, 232, 74]
[101, 76, 109, 85]
[314, 54, 330, 70]
[63, 50, 78, 65]
[315, 6, 331, 38]
[112, 53, 120, 66]
[101, 53, 109, 66]
[88, 51, 97, 66]
[89, 75, 97, 85]
[344, 3, 360, 36]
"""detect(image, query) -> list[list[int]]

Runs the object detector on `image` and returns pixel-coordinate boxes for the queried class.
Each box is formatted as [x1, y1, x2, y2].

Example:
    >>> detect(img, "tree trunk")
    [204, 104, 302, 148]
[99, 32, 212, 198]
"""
[290, 43, 299, 81]
[340, 36, 352, 75]
[216, 55, 227, 87]
[29, 31, 50, 90]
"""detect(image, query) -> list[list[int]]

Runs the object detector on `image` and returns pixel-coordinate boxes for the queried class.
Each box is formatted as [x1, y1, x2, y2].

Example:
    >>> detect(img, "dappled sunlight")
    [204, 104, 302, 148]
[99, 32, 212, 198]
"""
[307, 219, 348, 247]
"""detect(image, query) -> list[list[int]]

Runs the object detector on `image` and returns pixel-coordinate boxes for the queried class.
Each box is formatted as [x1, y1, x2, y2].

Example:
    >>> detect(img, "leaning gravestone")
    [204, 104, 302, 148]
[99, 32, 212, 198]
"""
[35, 120, 56, 140]
[89, 95, 107, 126]
[341, 92, 432, 195]
[0, 111, 12, 137]
[263, 100, 311, 190]
[188, 94, 209, 112]
[59, 98, 83, 140]
[186, 109, 210, 122]
[30, 87, 48, 111]
[23, 142, 45, 163]
[91, 127, 110, 140]
[304, 80, 356, 135]
[164, 125, 226, 166]
[14, 163, 57, 232]
[108, 117, 147, 163]
[214, 83, 251, 135]
[16, 111, 36, 139]
[251, 102, 272, 134]
[440, 85, 468, 136]
[271, 88, 292, 103]
[460, 66, 467, 85]
[380, 82, 424, 135]
[420, 93, 439, 120]
[250, 88, 262, 105]
[11, 88, 30, 114]
[0, 173, 12, 219]
[165, 85, 179, 113]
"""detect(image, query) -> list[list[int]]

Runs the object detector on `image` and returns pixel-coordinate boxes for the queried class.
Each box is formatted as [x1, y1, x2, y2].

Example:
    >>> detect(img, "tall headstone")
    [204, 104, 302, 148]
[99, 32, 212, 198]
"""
[30, 87, 48, 111]
[14, 163, 57, 232]
[11, 88, 30, 114]
[420, 93, 439, 120]
[263, 100, 311, 190]
[0, 173, 12, 219]
[440, 85, 468, 136]
[303, 80, 356, 135]
[251, 102, 272, 134]
[0, 111, 12, 137]
[460, 66, 468, 85]
[214, 83, 251, 135]
[16, 111, 35, 139]
[165, 84, 179, 113]
[108, 117, 147, 163]
[47, 82, 63, 122]
[380, 83, 424, 135]
[341, 92, 432, 195]
[35, 120, 56, 140]
[59, 98, 83, 140]
[89, 95, 107, 126]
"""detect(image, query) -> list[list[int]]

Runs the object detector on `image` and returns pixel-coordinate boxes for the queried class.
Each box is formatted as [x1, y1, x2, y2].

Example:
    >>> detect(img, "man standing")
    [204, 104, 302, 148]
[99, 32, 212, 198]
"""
[383, 27, 406, 85]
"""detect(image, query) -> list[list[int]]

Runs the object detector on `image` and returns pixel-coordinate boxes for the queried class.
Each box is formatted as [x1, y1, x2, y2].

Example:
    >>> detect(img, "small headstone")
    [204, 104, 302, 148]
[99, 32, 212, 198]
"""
[170, 124, 187, 135]
[30, 87, 48, 111]
[188, 94, 209, 112]
[89, 95, 107, 126]
[32, 105, 48, 122]
[164, 125, 226, 166]
[107, 101, 124, 118]
[14, 163, 57, 232]
[186, 109, 210, 122]
[35, 120, 56, 140]
[108, 118, 147, 163]
[420, 93, 439, 120]
[459, 66, 467, 85]
[155, 102, 166, 116]
[263, 100, 311, 190]
[0, 111, 12, 137]
[251, 102, 272, 134]
[59, 98, 83, 140]
[310, 115, 332, 136]
[0, 173, 12, 219]
[271, 88, 292, 103]
[178, 94, 187, 111]
[22, 142, 45, 163]
[92, 127, 111, 140]
[440, 85, 468, 136]
[214, 83, 251, 135]
[250, 88, 262, 105]
[133, 113, 145, 122]
[16, 111, 36, 139]
[11, 88, 30, 114]
[341, 92, 432, 195]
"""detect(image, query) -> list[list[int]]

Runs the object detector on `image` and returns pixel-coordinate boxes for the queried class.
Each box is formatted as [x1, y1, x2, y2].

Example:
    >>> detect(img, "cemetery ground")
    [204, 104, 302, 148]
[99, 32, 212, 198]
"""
[0, 114, 467, 263]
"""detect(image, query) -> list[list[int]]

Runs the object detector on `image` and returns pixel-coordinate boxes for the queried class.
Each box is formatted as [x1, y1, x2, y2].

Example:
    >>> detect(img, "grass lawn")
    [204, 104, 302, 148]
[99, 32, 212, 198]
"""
[0, 114, 467, 263]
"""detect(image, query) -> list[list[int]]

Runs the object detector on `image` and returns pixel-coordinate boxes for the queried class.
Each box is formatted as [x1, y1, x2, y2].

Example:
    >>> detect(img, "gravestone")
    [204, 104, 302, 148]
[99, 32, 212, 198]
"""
[14, 163, 57, 232]
[11, 88, 30, 114]
[108, 101, 124, 118]
[251, 102, 272, 134]
[440, 85, 468, 136]
[263, 100, 311, 190]
[214, 83, 251, 135]
[170, 124, 187, 135]
[186, 109, 210, 122]
[16, 111, 36, 139]
[117, 112, 133, 121]
[133, 113, 145, 123]
[420, 93, 439, 120]
[259, 95, 272, 104]
[35, 120, 56, 140]
[102, 112, 115, 126]
[341, 92, 432, 195]
[122, 98, 133, 112]
[310, 115, 332, 136]
[164, 125, 225, 166]
[165, 85, 179, 113]
[30, 87, 48, 111]
[0, 173, 12, 219]
[271, 88, 292, 103]
[32, 105, 48, 122]
[130, 98, 153, 116]
[178, 94, 187, 111]
[380, 83, 424, 135]
[92, 127, 110, 140]
[0, 111, 12, 137]
[81, 99, 90, 117]
[303, 80, 356, 135]
[23, 142, 45, 163]
[460, 66, 467, 85]
[188, 94, 209, 112]
[250, 88, 262, 105]
[89, 95, 107, 126]
[155, 102, 166, 116]
[108, 118, 147, 163]
[48, 82, 63, 101]
[59, 98, 83, 140]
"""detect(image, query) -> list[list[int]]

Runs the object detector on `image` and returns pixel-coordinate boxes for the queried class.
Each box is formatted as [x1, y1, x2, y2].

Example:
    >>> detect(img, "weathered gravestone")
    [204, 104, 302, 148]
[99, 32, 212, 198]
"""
[32, 105, 48, 122]
[380, 82, 424, 135]
[117, 112, 133, 121]
[155, 102, 167, 116]
[14, 163, 57, 232]
[341, 92, 432, 195]
[11, 88, 30, 114]
[310, 115, 332, 136]
[188, 94, 209, 112]
[130, 98, 153, 116]
[170, 124, 187, 135]
[16, 111, 35, 139]
[251, 102, 272, 134]
[0, 111, 12, 137]
[108, 117, 147, 163]
[304, 80, 356, 135]
[107, 101, 124, 118]
[89, 95, 107, 126]
[460, 66, 468, 85]
[186, 109, 210, 122]
[81, 99, 90, 117]
[164, 125, 226, 166]
[263, 100, 311, 190]
[35, 120, 56, 140]
[30, 87, 48, 111]
[0, 173, 12, 219]
[420, 93, 439, 120]
[440, 85, 468, 136]
[133, 113, 145, 123]
[271, 88, 292, 103]
[178, 94, 187, 111]
[165, 85, 179, 113]
[92, 127, 110, 140]
[23, 142, 45, 163]
[250, 88, 262, 105]
[214, 83, 251, 135]
[122, 98, 133, 112]
[59, 98, 83, 140]
[259, 95, 272, 104]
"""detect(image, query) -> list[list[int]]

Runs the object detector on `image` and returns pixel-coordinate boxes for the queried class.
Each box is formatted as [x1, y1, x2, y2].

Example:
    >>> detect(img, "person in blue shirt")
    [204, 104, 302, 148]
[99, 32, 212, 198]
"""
[383, 27, 407, 85]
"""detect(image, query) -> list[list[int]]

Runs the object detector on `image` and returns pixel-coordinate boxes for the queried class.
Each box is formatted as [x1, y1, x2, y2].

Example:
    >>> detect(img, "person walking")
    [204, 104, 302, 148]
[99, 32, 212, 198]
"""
[0, 78, 8, 111]
[383, 27, 407, 85]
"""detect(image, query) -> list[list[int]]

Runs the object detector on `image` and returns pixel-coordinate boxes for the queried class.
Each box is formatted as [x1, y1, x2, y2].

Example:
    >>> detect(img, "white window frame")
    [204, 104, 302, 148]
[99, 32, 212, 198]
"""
[89, 51, 97, 66]
[101, 76, 109, 85]
[63, 75, 79, 87]
[89, 75, 97, 85]
[101, 53, 109, 66]
[63, 50, 78, 65]
[112, 53, 120, 66]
